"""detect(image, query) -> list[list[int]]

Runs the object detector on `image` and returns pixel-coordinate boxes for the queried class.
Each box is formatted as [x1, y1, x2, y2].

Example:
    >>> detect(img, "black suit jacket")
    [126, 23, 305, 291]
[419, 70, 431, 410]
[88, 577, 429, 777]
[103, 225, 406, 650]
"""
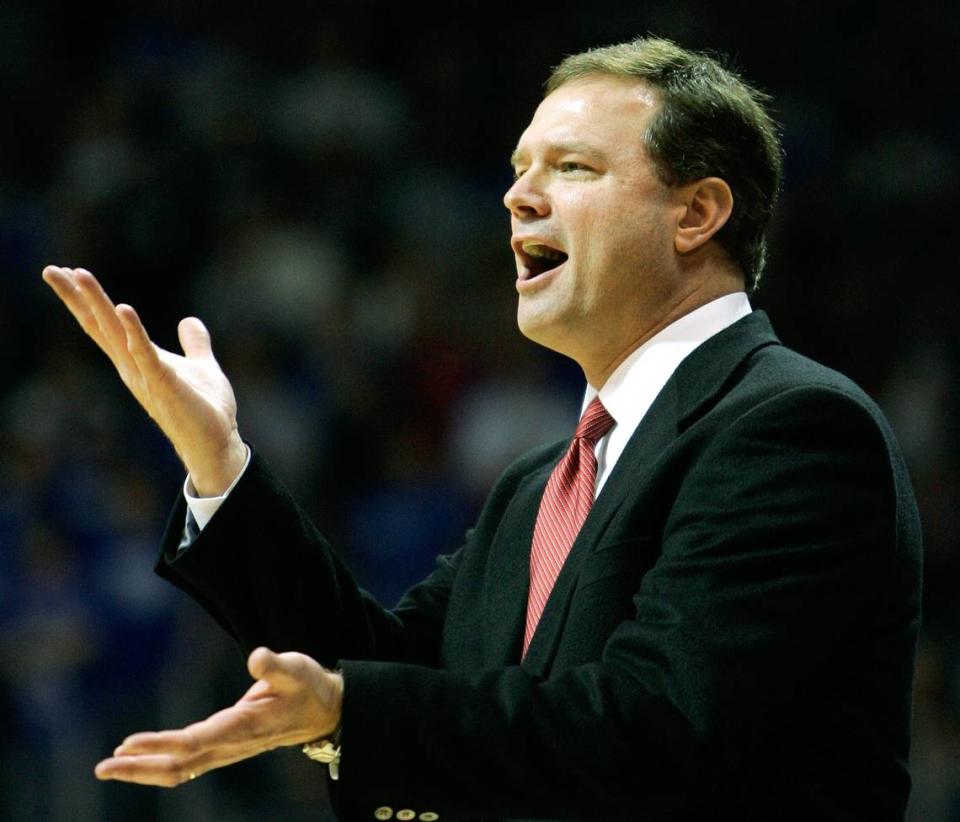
[158, 311, 922, 821]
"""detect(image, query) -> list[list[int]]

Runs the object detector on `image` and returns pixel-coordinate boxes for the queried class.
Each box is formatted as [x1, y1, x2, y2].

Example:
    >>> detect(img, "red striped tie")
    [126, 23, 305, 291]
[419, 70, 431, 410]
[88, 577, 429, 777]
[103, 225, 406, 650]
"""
[523, 397, 615, 657]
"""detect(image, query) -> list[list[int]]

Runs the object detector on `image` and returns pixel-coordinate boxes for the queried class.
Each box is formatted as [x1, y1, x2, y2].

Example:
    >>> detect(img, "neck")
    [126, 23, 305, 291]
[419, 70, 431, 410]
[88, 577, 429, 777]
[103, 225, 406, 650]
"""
[583, 276, 744, 388]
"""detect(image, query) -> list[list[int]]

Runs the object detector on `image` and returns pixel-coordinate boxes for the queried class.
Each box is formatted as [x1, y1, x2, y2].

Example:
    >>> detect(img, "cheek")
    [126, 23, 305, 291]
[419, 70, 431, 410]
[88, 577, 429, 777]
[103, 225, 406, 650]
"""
[559, 192, 656, 286]
[614, 209, 669, 269]
[572, 205, 612, 267]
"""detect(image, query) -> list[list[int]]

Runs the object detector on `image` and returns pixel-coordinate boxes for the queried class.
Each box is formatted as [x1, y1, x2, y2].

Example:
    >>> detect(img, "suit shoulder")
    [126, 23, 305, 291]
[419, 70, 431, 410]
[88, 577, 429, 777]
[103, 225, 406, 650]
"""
[738, 343, 888, 426]
[716, 345, 918, 511]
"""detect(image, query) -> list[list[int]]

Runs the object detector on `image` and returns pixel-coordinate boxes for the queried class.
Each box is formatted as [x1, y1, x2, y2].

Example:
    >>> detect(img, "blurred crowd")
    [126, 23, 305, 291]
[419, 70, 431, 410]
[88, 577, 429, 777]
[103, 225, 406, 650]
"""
[0, 1, 956, 819]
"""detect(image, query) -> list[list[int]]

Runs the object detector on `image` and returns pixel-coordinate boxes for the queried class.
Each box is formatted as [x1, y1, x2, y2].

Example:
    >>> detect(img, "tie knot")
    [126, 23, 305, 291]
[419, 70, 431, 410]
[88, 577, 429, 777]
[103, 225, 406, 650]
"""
[575, 397, 615, 442]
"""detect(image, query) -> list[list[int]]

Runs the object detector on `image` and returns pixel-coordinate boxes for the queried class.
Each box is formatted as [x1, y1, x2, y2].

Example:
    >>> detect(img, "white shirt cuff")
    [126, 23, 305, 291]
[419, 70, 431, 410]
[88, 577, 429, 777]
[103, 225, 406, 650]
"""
[183, 446, 252, 531]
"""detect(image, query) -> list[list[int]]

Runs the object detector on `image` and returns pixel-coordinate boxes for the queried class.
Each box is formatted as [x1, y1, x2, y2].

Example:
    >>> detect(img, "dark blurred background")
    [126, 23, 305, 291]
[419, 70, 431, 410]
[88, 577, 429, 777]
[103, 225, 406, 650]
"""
[0, 1, 956, 819]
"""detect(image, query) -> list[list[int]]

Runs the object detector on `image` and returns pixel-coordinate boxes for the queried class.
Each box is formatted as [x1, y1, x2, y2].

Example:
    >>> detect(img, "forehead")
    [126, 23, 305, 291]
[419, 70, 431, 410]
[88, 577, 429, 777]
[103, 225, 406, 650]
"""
[513, 75, 658, 161]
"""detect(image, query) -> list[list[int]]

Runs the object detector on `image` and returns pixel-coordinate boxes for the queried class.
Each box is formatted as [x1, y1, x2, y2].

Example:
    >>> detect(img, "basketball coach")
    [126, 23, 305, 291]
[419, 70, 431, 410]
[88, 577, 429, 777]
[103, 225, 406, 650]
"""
[43, 36, 922, 822]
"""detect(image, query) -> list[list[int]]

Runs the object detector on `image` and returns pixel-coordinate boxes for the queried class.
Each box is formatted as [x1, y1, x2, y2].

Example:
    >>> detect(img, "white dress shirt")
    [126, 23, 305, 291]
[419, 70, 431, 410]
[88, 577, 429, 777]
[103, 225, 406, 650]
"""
[186, 293, 752, 525]
[586, 292, 752, 497]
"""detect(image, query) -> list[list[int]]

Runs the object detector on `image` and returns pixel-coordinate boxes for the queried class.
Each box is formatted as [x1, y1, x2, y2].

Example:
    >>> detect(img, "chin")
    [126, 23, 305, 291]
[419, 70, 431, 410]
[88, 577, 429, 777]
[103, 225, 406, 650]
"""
[516, 307, 574, 356]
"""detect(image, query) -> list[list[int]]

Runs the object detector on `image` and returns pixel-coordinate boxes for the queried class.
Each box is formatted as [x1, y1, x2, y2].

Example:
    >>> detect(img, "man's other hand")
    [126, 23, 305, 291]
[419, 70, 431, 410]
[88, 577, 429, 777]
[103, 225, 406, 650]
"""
[94, 648, 343, 787]
[42, 266, 246, 495]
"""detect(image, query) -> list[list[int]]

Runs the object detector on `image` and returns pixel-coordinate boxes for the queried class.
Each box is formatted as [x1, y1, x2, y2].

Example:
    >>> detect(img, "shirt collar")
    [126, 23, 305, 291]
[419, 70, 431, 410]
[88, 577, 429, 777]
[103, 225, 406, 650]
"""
[582, 292, 752, 433]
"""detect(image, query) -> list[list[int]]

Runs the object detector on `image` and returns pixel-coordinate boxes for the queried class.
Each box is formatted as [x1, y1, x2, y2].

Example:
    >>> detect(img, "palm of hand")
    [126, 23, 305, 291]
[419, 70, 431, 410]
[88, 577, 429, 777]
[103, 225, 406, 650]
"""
[43, 265, 246, 494]
[94, 648, 342, 787]
[136, 334, 238, 469]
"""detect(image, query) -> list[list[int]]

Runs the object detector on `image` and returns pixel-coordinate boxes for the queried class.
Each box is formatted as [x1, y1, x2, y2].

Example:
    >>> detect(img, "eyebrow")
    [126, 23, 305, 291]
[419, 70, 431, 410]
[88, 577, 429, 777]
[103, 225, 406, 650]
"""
[509, 141, 606, 167]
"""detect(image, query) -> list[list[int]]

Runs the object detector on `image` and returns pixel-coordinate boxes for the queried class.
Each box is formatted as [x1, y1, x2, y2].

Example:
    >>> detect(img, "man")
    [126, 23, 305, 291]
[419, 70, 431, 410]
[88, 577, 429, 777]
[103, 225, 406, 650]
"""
[44, 37, 921, 821]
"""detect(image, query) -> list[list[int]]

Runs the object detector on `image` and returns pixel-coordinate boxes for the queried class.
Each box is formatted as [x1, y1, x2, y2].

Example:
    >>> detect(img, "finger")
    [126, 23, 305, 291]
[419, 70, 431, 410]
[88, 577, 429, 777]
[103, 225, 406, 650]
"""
[246, 647, 308, 689]
[117, 303, 167, 382]
[164, 703, 262, 753]
[178, 317, 213, 359]
[108, 708, 264, 773]
[114, 728, 200, 757]
[68, 268, 140, 375]
[247, 646, 281, 681]
[116, 710, 247, 757]
[95, 753, 199, 788]
[42, 266, 114, 354]
[73, 268, 133, 354]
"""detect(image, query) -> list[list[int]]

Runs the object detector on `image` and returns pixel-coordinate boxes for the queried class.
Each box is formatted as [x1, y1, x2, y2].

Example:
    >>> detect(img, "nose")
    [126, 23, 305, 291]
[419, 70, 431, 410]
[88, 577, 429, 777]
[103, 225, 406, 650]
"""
[503, 172, 549, 219]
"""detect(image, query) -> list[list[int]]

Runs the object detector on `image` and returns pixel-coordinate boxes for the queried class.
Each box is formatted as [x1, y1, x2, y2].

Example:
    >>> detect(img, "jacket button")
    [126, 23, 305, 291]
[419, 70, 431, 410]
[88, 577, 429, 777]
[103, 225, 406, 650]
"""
[396, 812, 416, 821]
[419, 814, 440, 821]
[374, 808, 393, 820]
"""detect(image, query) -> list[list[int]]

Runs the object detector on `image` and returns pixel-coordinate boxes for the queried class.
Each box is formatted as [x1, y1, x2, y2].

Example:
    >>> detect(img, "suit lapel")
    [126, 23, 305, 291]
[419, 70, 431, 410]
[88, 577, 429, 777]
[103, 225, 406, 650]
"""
[481, 456, 557, 668]
[671, 310, 780, 428]
[521, 311, 781, 673]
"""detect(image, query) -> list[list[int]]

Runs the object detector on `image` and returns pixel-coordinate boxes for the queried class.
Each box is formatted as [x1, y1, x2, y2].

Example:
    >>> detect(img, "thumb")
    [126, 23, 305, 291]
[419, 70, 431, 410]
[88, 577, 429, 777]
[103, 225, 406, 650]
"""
[178, 317, 214, 359]
[247, 646, 282, 681]
[247, 647, 305, 689]
[248, 648, 318, 692]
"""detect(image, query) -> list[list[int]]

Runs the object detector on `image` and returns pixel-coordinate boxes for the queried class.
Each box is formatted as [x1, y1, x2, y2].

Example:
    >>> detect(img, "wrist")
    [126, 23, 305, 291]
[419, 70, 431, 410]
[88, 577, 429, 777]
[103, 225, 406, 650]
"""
[302, 670, 344, 780]
[321, 671, 344, 741]
[188, 433, 247, 497]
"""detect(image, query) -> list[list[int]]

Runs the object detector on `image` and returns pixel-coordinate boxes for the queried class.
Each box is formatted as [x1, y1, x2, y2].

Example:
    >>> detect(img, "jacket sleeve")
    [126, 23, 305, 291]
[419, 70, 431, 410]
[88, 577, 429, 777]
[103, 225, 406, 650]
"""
[155, 448, 459, 669]
[329, 385, 921, 820]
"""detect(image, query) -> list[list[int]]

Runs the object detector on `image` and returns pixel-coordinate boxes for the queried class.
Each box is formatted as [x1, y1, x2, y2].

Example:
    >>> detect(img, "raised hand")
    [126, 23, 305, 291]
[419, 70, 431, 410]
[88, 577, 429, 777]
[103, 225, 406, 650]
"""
[94, 647, 343, 787]
[42, 266, 247, 495]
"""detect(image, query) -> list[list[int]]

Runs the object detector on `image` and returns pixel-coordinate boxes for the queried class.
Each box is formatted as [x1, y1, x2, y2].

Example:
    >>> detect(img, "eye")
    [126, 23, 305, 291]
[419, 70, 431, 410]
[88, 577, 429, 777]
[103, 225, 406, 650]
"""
[558, 161, 592, 174]
[511, 166, 527, 181]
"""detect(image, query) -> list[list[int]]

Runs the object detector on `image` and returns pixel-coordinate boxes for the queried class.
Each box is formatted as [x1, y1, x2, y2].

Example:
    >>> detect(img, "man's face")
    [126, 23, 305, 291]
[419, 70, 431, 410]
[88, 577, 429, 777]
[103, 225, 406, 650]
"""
[504, 75, 684, 376]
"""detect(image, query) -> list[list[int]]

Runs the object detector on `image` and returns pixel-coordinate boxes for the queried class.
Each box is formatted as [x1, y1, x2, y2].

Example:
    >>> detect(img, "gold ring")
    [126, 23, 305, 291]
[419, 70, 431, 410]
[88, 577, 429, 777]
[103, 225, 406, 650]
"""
[188, 772, 197, 781]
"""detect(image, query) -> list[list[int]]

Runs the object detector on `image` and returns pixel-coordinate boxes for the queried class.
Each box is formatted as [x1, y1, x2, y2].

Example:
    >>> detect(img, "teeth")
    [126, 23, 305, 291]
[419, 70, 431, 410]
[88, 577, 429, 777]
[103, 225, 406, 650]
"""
[522, 242, 565, 262]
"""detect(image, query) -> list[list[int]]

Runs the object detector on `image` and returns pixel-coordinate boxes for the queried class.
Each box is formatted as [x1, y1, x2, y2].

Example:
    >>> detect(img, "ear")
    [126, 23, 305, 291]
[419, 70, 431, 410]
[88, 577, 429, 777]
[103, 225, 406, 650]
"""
[674, 177, 734, 255]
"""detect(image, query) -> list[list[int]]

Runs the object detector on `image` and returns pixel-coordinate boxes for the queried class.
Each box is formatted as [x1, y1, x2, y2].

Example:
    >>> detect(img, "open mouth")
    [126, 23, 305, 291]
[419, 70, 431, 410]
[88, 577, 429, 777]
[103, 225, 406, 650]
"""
[519, 241, 568, 280]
